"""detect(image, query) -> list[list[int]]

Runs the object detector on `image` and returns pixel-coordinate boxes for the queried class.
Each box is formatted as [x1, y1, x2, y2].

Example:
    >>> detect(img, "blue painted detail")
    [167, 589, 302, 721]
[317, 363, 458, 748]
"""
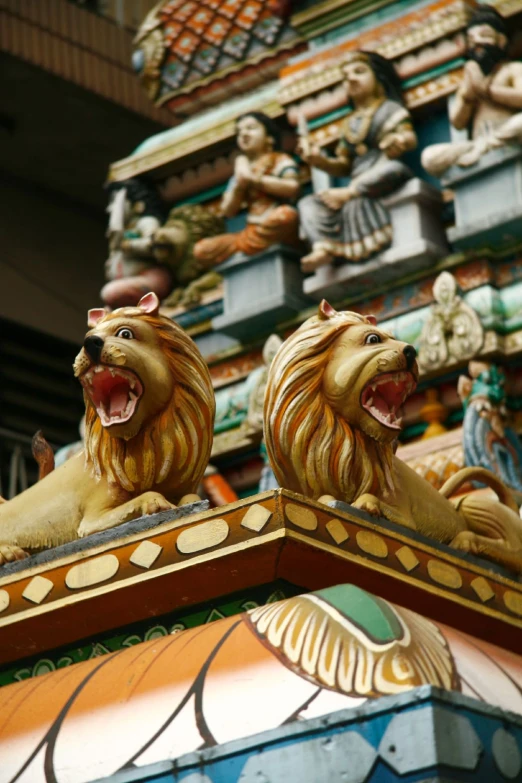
[172, 300, 224, 329]
[91, 687, 522, 783]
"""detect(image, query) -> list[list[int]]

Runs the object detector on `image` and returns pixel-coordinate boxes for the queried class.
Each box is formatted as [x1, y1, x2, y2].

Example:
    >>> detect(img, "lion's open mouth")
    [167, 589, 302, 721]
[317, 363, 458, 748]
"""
[81, 366, 143, 427]
[361, 371, 415, 430]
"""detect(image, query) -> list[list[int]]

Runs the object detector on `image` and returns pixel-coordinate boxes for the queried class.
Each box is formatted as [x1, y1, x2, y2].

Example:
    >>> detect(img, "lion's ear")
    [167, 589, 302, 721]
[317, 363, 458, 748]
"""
[87, 308, 108, 328]
[318, 300, 337, 319]
[137, 292, 160, 315]
[366, 314, 377, 325]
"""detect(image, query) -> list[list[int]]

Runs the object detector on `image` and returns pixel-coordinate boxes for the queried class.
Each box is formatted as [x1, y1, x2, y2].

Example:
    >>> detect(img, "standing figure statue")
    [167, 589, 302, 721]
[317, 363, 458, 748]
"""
[103, 178, 171, 309]
[193, 112, 301, 267]
[297, 51, 417, 273]
[422, 7, 522, 177]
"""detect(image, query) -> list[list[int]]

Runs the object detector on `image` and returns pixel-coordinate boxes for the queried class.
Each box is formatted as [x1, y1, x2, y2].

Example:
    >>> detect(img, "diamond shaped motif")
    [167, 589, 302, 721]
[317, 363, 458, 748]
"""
[162, 59, 189, 89]
[223, 27, 250, 58]
[192, 44, 220, 73]
[220, 0, 245, 19]
[237, 0, 262, 29]
[253, 15, 282, 44]
[23, 576, 54, 605]
[163, 21, 183, 44]
[203, 16, 233, 46]
[173, 30, 200, 61]
[187, 7, 214, 34]
[176, 1, 199, 22]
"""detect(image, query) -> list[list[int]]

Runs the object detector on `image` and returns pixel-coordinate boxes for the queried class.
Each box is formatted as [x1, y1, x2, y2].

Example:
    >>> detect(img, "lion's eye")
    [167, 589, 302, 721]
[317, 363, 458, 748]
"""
[116, 328, 134, 340]
[365, 333, 382, 345]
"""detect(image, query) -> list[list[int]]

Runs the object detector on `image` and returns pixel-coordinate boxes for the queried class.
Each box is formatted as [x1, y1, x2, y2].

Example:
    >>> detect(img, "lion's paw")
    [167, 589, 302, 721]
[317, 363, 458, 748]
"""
[0, 544, 30, 565]
[352, 494, 382, 517]
[450, 530, 478, 554]
[139, 492, 175, 516]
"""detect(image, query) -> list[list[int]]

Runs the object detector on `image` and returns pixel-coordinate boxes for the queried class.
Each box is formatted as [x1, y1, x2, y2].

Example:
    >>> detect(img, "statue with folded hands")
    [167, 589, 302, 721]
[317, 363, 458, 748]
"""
[422, 7, 522, 177]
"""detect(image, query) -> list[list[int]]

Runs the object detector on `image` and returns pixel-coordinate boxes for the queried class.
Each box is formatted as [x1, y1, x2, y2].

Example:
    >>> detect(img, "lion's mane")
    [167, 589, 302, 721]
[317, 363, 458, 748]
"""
[264, 309, 394, 500]
[84, 309, 215, 498]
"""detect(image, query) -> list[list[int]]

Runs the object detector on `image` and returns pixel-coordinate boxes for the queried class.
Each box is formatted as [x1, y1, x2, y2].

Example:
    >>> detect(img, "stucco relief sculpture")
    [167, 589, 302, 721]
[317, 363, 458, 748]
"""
[422, 7, 522, 176]
[0, 293, 215, 565]
[264, 301, 522, 573]
[193, 112, 301, 267]
[459, 361, 522, 495]
[417, 271, 484, 371]
[297, 51, 417, 273]
[104, 178, 224, 309]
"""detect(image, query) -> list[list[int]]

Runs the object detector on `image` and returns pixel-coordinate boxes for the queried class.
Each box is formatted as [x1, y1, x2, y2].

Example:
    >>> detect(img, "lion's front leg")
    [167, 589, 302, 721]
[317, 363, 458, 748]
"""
[78, 491, 175, 538]
[351, 493, 383, 517]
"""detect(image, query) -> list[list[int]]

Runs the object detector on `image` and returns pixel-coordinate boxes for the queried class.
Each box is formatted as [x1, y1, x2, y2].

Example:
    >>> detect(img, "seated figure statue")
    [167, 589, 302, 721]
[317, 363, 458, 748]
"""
[422, 7, 522, 177]
[193, 112, 301, 267]
[297, 51, 417, 273]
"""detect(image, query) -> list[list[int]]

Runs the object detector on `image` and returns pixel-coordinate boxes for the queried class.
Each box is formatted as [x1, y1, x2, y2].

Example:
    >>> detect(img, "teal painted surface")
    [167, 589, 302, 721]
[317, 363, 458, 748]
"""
[317, 584, 403, 642]
[310, 0, 433, 47]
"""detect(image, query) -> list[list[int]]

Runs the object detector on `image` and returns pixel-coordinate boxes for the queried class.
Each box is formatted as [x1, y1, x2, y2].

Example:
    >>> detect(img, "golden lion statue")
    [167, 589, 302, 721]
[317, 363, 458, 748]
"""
[264, 301, 522, 574]
[0, 293, 215, 565]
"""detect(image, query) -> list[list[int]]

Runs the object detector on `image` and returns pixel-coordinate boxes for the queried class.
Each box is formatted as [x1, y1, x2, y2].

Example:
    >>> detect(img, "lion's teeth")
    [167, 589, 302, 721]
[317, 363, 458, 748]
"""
[130, 380, 136, 390]
[94, 366, 103, 373]
[371, 384, 377, 392]
[367, 396, 374, 407]
[129, 391, 137, 401]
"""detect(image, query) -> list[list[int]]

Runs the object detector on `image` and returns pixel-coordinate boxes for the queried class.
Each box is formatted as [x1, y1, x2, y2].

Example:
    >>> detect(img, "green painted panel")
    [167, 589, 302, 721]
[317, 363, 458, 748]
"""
[316, 584, 403, 642]
[0, 580, 301, 689]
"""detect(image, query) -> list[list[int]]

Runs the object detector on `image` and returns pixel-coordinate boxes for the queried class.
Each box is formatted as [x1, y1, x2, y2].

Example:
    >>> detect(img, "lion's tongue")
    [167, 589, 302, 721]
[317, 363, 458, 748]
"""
[109, 384, 129, 416]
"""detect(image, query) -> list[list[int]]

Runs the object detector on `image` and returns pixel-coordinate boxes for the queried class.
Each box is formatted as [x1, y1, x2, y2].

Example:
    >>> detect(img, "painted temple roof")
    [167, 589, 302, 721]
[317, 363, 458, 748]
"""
[133, 0, 303, 118]
[2, 577, 522, 782]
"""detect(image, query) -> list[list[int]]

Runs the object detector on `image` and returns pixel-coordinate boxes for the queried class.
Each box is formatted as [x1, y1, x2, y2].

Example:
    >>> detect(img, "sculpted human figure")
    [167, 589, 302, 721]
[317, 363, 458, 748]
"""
[264, 301, 522, 573]
[297, 51, 417, 273]
[422, 7, 522, 176]
[103, 179, 225, 309]
[0, 293, 215, 565]
[193, 112, 301, 267]
[103, 178, 172, 308]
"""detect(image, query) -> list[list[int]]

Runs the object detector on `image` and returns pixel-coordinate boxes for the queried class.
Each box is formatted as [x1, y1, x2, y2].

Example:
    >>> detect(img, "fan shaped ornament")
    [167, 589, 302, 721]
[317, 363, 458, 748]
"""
[418, 271, 484, 372]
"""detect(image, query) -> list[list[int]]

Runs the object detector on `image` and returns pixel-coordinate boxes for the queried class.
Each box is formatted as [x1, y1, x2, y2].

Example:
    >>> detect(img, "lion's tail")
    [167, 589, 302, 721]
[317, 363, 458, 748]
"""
[32, 430, 55, 481]
[439, 466, 519, 513]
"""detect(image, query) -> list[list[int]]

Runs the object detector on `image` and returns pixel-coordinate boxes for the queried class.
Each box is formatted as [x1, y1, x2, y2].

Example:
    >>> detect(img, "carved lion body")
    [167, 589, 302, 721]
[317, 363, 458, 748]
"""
[264, 303, 522, 573]
[0, 294, 215, 564]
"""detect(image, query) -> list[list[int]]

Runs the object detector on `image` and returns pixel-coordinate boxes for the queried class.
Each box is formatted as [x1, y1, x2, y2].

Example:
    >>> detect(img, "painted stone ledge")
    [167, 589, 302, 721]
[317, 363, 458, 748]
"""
[212, 244, 311, 340]
[2, 582, 522, 783]
[303, 179, 448, 301]
[90, 688, 522, 783]
[3, 490, 522, 666]
[443, 146, 522, 251]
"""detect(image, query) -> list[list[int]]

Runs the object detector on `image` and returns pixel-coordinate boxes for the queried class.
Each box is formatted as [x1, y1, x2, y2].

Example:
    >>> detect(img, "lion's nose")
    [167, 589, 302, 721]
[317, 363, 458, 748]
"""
[84, 335, 104, 364]
[403, 344, 417, 370]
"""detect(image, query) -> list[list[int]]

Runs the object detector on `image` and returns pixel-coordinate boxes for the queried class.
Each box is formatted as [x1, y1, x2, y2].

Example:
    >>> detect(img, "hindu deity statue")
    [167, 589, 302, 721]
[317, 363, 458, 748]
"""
[458, 361, 522, 495]
[422, 7, 522, 177]
[297, 51, 417, 273]
[103, 178, 172, 309]
[102, 178, 226, 309]
[193, 112, 301, 267]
